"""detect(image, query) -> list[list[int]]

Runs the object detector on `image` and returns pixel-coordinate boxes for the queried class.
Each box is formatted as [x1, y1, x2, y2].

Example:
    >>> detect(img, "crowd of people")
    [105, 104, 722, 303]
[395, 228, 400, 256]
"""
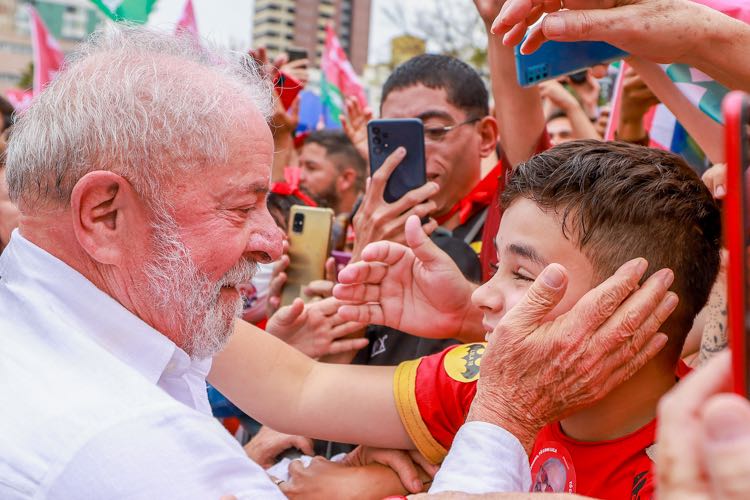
[2, 0, 750, 498]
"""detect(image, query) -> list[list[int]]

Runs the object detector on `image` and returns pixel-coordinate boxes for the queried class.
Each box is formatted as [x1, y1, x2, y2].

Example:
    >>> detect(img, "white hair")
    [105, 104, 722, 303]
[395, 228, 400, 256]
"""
[5, 23, 274, 210]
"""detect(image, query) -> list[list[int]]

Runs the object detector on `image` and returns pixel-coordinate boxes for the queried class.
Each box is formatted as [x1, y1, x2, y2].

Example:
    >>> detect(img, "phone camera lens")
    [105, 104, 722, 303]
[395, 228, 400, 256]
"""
[373, 127, 380, 134]
[373, 136, 382, 145]
[374, 147, 383, 154]
[292, 213, 305, 233]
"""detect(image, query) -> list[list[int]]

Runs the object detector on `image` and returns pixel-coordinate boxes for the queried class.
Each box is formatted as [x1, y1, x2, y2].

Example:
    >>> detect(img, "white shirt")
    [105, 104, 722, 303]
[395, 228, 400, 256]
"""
[0, 231, 284, 499]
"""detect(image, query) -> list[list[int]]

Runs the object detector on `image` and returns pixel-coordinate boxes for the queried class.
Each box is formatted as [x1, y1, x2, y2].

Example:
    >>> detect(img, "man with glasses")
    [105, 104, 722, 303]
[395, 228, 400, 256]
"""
[346, 54, 502, 367]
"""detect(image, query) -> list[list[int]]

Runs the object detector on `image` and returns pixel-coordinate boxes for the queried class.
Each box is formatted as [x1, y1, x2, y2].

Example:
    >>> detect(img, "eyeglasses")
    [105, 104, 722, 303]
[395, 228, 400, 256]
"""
[423, 118, 481, 143]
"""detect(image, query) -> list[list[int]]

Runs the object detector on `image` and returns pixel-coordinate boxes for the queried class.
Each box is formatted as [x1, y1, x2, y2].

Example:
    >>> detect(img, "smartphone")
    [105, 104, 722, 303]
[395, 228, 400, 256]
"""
[280, 205, 334, 307]
[274, 71, 303, 110]
[724, 91, 750, 396]
[367, 118, 427, 203]
[287, 47, 308, 64]
[515, 40, 627, 87]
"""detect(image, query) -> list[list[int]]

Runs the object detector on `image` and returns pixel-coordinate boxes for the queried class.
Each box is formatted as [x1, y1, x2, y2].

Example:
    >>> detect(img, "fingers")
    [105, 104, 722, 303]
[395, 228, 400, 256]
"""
[290, 436, 315, 456]
[330, 321, 366, 339]
[303, 279, 334, 300]
[370, 449, 424, 494]
[325, 257, 337, 283]
[336, 259, 389, 286]
[702, 393, 750, 498]
[337, 303, 385, 325]
[565, 258, 649, 336]
[271, 299, 305, 327]
[369, 147, 406, 200]
[661, 350, 732, 414]
[389, 182, 439, 215]
[404, 215, 451, 270]
[408, 450, 440, 477]
[327, 337, 370, 355]
[591, 267, 675, 357]
[498, 263, 569, 339]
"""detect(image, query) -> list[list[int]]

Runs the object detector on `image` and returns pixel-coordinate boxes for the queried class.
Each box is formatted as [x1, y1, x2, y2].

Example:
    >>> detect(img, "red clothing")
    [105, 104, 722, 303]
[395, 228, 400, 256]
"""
[393, 343, 659, 499]
[479, 133, 552, 282]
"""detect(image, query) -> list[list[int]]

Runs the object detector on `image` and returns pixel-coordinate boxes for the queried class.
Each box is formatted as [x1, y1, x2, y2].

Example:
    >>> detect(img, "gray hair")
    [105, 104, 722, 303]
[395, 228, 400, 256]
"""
[5, 23, 274, 210]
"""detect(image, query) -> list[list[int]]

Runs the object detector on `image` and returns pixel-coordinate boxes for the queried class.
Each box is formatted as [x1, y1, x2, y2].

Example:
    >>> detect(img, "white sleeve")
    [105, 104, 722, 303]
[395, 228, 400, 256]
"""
[42, 409, 286, 500]
[429, 421, 531, 494]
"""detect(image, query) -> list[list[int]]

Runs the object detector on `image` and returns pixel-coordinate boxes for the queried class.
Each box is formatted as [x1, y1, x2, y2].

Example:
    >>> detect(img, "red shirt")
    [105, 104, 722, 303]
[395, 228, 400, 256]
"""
[393, 343, 668, 499]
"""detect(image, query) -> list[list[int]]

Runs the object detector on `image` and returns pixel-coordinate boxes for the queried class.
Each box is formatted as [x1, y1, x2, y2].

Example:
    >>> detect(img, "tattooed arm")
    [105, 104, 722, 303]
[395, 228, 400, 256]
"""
[684, 252, 728, 368]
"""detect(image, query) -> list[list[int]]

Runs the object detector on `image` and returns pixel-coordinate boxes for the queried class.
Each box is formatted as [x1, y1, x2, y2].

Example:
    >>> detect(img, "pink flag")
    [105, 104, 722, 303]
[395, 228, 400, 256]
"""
[692, 0, 750, 24]
[321, 25, 367, 111]
[4, 89, 33, 113]
[27, 6, 63, 96]
[175, 0, 199, 41]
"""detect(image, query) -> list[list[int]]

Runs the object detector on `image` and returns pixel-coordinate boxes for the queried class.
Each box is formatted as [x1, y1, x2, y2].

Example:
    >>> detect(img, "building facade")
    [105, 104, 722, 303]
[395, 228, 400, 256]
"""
[0, 0, 102, 93]
[252, 0, 371, 74]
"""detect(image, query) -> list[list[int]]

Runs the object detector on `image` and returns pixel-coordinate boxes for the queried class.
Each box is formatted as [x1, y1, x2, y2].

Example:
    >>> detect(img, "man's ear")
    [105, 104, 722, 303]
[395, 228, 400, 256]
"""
[477, 115, 499, 159]
[336, 167, 357, 193]
[70, 171, 146, 265]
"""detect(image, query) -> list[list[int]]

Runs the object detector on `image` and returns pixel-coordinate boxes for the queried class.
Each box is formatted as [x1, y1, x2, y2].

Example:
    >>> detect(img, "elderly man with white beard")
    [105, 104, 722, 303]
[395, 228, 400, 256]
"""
[0, 24, 678, 499]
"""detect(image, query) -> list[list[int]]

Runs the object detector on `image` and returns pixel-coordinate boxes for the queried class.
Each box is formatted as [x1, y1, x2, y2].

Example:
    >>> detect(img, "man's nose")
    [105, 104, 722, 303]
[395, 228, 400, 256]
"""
[245, 209, 284, 263]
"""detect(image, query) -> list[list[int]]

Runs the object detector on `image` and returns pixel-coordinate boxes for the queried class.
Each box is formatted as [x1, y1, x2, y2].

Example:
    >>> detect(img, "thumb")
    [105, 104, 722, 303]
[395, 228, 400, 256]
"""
[404, 215, 446, 269]
[273, 298, 305, 326]
[499, 264, 568, 337]
[542, 9, 618, 42]
[702, 394, 750, 498]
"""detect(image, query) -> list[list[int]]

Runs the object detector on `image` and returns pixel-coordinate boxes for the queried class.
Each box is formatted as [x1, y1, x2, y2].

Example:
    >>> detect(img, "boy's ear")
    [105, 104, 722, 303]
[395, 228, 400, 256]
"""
[70, 171, 147, 266]
[477, 116, 499, 159]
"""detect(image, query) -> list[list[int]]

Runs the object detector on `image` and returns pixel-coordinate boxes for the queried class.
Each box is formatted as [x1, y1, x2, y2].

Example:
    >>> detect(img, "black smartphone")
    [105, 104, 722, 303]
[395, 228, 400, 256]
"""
[367, 118, 427, 203]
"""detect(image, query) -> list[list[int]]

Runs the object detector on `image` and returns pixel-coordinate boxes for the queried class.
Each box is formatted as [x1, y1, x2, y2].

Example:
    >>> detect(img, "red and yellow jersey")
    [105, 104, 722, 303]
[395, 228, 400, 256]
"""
[393, 343, 658, 499]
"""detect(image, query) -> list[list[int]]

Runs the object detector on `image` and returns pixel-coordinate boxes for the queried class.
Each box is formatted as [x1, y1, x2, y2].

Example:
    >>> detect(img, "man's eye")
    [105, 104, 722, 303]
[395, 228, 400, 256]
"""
[424, 128, 447, 141]
[236, 207, 253, 215]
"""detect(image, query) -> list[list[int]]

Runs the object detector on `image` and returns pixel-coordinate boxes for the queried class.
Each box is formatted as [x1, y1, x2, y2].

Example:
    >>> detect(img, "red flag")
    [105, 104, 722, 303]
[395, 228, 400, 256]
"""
[175, 0, 199, 41]
[321, 24, 367, 123]
[27, 5, 63, 96]
[4, 89, 33, 113]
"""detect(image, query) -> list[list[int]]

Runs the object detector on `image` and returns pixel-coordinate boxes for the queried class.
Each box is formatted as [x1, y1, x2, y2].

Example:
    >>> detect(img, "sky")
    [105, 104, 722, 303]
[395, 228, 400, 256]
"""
[146, 0, 433, 65]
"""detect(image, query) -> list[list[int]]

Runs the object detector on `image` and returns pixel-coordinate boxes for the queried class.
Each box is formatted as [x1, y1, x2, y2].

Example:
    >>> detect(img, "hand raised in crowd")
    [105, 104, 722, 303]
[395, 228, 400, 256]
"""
[351, 148, 439, 260]
[617, 66, 660, 143]
[335, 215, 482, 342]
[468, 258, 677, 453]
[243, 426, 314, 469]
[563, 70, 601, 119]
[265, 297, 368, 359]
[491, 0, 750, 94]
[340, 95, 372, 161]
[657, 351, 750, 499]
[279, 57, 310, 87]
[702, 163, 727, 200]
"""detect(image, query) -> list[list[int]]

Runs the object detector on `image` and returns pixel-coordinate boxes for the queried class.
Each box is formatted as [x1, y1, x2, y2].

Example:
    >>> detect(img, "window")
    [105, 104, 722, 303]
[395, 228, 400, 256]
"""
[61, 6, 87, 40]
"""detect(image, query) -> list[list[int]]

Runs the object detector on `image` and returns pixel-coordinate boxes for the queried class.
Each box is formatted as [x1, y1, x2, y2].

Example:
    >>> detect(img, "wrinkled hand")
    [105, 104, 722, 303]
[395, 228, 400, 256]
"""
[343, 446, 438, 494]
[702, 163, 727, 200]
[492, 0, 697, 65]
[335, 215, 477, 339]
[266, 297, 368, 358]
[243, 426, 314, 469]
[340, 96, 372, 162]
[657, 350, 750, 499]
[468, 258, 677, 452]
[351, 147, 439, 259]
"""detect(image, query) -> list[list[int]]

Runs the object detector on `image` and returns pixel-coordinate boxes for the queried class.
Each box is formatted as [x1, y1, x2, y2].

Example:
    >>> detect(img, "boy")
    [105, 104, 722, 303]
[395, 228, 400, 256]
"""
[391, 140, 721, 498]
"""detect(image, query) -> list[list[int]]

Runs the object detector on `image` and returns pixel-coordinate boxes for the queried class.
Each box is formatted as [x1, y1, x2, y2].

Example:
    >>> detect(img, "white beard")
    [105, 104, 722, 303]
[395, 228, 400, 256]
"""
[143, 207, 257, 359]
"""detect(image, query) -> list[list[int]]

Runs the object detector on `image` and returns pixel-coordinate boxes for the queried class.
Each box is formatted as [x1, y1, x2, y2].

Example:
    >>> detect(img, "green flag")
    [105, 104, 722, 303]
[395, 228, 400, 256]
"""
[90, 0, 157, 24]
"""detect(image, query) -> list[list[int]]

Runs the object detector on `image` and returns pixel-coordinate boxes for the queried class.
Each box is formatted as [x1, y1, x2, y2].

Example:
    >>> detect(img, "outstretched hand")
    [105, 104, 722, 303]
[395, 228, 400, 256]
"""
[335, 215, 477, 339]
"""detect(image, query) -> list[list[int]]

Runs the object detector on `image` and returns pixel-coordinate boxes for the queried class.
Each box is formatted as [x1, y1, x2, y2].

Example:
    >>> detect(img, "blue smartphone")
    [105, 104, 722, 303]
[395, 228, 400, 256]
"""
[367, 118, 426, 203]
[515, 40, 628, 87]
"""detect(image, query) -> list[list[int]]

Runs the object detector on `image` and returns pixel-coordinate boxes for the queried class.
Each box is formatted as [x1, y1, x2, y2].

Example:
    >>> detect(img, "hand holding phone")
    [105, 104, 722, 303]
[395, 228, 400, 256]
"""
[367, 118, 427, 203]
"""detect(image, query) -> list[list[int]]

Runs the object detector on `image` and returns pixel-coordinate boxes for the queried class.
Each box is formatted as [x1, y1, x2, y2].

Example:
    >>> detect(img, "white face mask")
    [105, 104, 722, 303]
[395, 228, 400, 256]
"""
[237, 261, 275, 324]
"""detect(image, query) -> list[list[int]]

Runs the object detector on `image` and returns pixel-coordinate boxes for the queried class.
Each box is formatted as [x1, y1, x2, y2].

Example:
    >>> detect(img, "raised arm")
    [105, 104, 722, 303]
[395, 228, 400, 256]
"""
[208, 318, 412, 450]
[474, 0, 547, 167]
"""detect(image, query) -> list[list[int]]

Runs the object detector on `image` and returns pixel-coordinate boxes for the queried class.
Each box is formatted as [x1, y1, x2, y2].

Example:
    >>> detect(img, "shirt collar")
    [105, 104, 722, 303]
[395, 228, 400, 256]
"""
[1, 229, 181, 385]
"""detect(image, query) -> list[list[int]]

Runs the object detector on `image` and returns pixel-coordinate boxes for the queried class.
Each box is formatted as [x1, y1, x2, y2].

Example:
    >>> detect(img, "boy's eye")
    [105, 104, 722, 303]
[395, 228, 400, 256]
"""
[512, 270, 534, 282]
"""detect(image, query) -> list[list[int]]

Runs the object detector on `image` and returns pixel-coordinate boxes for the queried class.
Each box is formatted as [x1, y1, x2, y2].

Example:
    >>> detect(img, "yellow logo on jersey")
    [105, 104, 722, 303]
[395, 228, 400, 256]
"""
[443, 343, 487, 383]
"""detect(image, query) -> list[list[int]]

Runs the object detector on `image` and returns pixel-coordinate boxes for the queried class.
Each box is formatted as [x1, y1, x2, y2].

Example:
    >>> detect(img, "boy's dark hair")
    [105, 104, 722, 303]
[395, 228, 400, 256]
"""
[304, 130, 366, 191]
[503, 140, 721, 360]
[381, 54, 489, 119]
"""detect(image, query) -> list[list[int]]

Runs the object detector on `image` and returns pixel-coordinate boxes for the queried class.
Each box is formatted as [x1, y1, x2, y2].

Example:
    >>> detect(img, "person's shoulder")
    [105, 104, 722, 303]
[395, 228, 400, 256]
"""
[38, 405, 284, 499]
